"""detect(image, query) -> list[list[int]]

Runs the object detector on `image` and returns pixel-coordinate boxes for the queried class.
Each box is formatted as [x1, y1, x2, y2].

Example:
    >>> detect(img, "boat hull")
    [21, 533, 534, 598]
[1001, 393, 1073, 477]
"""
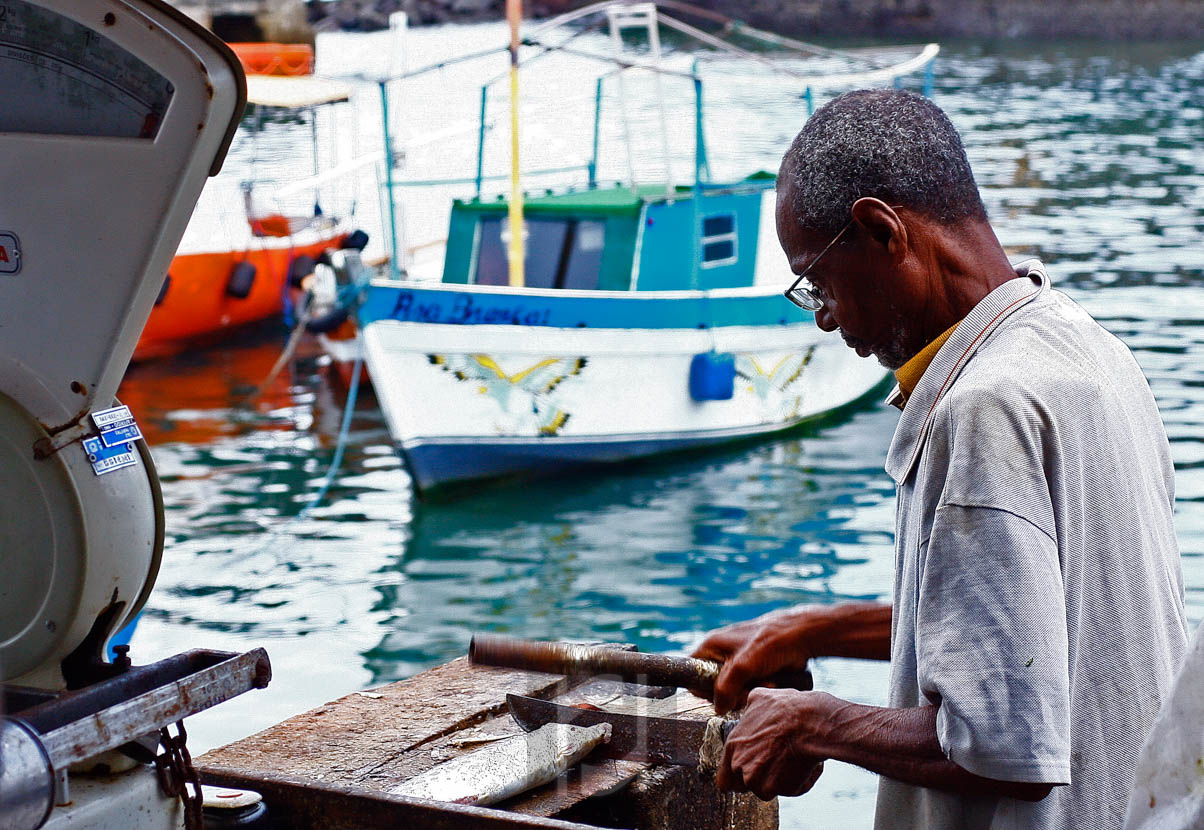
[134, 232, 348, 361]
[359, 301, 887, 492]
[400, 412, 877, 493]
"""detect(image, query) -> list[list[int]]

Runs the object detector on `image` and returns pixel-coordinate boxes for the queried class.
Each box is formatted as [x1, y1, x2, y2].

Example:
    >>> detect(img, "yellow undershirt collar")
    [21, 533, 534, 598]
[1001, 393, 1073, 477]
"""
[893, 321, 961, 408]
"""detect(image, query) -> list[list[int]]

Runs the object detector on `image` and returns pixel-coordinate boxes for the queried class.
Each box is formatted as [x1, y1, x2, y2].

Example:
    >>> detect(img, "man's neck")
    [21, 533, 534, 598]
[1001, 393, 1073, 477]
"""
[912, 219, 1017, 348]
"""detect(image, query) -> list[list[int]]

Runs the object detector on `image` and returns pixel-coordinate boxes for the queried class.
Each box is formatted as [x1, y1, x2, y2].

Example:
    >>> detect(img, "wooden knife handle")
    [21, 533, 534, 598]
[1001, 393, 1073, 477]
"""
[469, 634, 813, 698]
[470, 634, 722, 694]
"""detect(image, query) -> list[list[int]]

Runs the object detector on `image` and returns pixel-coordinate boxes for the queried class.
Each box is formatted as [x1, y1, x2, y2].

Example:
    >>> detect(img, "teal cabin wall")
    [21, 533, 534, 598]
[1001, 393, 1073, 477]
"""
[595, 216, 638, 291]
[442, 202, 479, 284]
[634, 191, 761, 291]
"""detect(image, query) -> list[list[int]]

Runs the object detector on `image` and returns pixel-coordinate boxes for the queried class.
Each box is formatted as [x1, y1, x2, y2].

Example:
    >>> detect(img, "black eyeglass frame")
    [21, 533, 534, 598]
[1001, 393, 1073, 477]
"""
[782, 220, 853, 311]
[782, 205, 907, 311]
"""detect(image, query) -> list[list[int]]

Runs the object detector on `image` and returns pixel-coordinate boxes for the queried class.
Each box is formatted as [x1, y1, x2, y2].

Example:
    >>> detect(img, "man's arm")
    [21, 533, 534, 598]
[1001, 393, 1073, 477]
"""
[720, 688, 1058, 802]
[692, 601, 892, 713]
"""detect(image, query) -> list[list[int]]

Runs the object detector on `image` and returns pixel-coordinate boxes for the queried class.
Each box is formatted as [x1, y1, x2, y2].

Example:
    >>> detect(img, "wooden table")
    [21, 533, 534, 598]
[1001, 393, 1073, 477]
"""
[197, 655, 778, 830]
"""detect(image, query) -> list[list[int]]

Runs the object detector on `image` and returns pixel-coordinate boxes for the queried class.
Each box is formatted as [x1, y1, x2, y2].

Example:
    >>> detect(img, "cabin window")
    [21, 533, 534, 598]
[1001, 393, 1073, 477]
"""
[474, 217, 508, 286]
[700, 213, 737, 268]
[473, 217, 604, 290]
[561, 221, 605, 290]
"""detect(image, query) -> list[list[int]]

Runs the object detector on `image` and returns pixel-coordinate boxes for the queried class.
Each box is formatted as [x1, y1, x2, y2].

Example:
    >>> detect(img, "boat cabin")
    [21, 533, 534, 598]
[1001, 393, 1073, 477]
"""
[440, 177, 773, 292]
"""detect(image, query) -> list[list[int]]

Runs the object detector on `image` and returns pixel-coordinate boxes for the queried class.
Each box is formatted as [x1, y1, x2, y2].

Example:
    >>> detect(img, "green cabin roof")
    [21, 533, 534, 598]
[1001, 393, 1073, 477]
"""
[453, 176, 774, 218]
[454, 184, 664, 217]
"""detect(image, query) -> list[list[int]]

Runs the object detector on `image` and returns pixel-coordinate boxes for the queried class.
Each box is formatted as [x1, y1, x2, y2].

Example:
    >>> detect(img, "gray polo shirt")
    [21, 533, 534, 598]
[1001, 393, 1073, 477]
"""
[874, 262, 1187, 830]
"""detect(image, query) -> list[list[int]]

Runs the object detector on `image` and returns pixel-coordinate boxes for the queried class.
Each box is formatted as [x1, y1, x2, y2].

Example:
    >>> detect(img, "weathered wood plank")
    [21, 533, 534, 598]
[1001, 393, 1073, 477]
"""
[197, 658, 571, 789]
[200, 767, 603, 830]
[564, 763, 778, 830]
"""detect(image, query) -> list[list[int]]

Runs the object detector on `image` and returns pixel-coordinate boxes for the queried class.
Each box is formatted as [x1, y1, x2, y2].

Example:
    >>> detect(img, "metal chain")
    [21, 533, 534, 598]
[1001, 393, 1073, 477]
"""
[155, 720, 204, 830]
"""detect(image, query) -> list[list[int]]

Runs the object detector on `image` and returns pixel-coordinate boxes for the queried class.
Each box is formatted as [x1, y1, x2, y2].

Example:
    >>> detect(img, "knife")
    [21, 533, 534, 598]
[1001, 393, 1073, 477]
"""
[506, 693, 731, 767]
[472, 634, 812, 698]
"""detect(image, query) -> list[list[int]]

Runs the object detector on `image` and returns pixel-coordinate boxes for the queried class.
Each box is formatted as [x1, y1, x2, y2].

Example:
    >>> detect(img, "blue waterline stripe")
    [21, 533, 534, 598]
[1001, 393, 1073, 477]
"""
[358, 283, 813, 329]
[405, 432, 733, 491]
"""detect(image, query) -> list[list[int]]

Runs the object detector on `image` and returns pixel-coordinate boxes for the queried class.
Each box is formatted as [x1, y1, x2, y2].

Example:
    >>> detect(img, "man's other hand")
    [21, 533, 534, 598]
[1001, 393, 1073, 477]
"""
[693, 602, 893, 713]
[693, 607, 822, 713]
[717, 687, 830, 800]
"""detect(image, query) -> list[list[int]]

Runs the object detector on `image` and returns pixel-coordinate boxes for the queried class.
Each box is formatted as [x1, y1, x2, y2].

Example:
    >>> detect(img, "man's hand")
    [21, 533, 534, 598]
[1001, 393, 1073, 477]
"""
[693, 608, 818, 713]
[718, 688, 830, 800]
[693, 602, 892, 713]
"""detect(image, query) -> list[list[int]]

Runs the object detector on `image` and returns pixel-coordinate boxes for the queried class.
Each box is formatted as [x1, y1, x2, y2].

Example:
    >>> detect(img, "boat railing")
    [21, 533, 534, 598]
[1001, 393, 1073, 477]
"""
[366, 0, 940, 280]
[386, 165, 592, 191]
[271, 151, 386, 202]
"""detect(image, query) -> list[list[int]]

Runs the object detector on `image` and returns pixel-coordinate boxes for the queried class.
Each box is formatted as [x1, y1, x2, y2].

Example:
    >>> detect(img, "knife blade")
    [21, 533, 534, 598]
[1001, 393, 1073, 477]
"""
[506, 693, 729, 767]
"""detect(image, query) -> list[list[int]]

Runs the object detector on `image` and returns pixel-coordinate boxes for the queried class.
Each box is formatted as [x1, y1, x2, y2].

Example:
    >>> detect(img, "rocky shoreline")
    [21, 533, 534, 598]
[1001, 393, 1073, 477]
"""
[308, 0, 1204, 39]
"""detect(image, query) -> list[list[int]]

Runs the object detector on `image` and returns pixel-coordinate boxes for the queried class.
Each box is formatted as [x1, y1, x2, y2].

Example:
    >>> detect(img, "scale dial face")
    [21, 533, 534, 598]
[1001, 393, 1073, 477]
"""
[0, 0, 173, 138]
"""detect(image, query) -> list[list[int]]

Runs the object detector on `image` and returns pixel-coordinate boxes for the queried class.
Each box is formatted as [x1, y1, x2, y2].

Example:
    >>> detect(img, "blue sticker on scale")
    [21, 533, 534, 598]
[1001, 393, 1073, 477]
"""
[91, 404, 144, 448]
[83, 436, 138, 476]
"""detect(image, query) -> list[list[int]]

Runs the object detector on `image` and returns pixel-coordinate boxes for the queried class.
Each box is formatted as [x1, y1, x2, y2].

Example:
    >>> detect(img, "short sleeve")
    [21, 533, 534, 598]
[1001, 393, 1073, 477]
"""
[916, 503, 1071, 785]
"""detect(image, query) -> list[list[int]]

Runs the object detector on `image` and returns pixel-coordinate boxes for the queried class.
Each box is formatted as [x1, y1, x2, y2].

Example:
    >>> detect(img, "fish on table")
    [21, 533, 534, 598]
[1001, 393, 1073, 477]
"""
[390, 721, 612, 806]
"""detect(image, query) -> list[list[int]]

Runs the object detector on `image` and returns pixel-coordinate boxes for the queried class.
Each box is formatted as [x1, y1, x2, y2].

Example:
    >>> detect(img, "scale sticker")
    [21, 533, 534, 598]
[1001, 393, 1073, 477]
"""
[91, 405, 144, 447]
[83, 436, 138, 476]
[0, 232, 20, 274]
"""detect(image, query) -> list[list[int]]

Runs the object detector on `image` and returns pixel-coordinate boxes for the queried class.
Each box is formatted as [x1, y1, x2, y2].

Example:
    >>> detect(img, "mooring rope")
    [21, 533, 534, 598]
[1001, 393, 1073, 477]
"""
[242, 291, 314, 407]
[297, 345, 364, 518]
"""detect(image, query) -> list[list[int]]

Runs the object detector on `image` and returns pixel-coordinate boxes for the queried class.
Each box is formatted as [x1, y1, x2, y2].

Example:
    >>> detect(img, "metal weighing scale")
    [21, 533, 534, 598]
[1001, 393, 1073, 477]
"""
[0, 2, 270, 828]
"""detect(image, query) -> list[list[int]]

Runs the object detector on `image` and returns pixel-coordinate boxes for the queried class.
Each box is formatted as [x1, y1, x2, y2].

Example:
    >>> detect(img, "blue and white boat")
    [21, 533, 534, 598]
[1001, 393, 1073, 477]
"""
[326, 2, 937, 492]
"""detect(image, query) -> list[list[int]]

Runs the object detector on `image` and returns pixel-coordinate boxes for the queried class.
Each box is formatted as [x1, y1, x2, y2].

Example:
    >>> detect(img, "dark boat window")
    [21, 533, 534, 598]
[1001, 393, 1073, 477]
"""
[474, 217, 508, 285]
[522, 220, 568, 289]
[703, 239, 735, 263]
[700, 212, 738, 268]
[702, 215, 734, 237]
[561, 221, 605, 290]
[474, 217, 603, 290]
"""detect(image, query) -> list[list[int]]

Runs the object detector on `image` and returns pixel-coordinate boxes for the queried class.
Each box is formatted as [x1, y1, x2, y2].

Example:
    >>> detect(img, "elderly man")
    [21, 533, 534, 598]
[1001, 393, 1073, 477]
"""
[693, 89, 1187, 829]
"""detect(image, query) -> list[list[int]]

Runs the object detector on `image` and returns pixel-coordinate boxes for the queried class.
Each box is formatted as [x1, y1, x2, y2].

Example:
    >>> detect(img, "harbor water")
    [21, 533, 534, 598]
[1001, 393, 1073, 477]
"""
[119, 26, 1204, 828]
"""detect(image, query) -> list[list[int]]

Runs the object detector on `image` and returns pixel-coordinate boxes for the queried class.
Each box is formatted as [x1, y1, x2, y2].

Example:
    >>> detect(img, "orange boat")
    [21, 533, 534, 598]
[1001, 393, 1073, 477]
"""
[136, 235, 350, 360]
[134, 74, 369, 361]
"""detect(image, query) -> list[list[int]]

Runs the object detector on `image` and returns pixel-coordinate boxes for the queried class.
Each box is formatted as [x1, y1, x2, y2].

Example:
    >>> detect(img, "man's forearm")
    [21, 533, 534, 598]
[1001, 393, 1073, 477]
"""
[810, 697, 1055, 801]
[697, 601, 894, 713]
[803, 601, 893, 661]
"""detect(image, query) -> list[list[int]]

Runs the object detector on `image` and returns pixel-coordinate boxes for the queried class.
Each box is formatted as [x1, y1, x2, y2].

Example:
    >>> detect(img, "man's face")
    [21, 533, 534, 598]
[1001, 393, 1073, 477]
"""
[775, 188, 919, 370]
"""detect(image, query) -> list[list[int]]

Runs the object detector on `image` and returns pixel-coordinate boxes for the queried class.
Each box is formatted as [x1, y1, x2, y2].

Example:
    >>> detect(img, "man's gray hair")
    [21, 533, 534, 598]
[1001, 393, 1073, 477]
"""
[780, 88, 986, 235]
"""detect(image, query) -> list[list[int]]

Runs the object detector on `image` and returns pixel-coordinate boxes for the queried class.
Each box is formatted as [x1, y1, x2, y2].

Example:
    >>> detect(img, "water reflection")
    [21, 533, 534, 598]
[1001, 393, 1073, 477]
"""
[366, 419, 897, 683]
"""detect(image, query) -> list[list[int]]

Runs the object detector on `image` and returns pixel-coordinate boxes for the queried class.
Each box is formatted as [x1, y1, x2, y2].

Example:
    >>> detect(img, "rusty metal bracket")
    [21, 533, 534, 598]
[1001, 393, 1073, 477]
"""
[12, 649, 270, 771]
[59, 592, 130, 690]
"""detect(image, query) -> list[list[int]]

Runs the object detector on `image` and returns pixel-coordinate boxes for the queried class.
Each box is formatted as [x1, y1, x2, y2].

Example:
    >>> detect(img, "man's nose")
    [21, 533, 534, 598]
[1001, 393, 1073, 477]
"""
[815, 303, 838, 332]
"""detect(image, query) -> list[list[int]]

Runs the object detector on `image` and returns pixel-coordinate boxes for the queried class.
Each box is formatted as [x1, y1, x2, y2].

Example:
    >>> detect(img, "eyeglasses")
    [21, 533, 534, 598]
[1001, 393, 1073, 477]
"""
[783, 220, 852, 311]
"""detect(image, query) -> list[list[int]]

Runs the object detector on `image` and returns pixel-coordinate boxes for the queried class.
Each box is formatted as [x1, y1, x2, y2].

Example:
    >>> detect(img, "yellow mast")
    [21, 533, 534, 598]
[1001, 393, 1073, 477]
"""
[506, 0, 525, 287]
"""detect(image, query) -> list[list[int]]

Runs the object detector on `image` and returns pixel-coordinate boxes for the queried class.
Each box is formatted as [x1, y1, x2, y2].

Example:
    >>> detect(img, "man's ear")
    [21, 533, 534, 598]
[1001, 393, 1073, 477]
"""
[850, 197, 908, 261]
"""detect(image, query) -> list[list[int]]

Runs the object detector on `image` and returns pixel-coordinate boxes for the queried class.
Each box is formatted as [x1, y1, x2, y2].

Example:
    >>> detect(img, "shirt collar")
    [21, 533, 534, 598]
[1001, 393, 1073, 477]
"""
[884, 259, 1049, 485]
[891, 321, 962, 410]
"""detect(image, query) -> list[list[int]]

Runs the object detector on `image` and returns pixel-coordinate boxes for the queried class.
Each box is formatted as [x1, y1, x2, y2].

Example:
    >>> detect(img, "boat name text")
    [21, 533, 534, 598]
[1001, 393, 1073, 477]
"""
[391, 292, 553, 327]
